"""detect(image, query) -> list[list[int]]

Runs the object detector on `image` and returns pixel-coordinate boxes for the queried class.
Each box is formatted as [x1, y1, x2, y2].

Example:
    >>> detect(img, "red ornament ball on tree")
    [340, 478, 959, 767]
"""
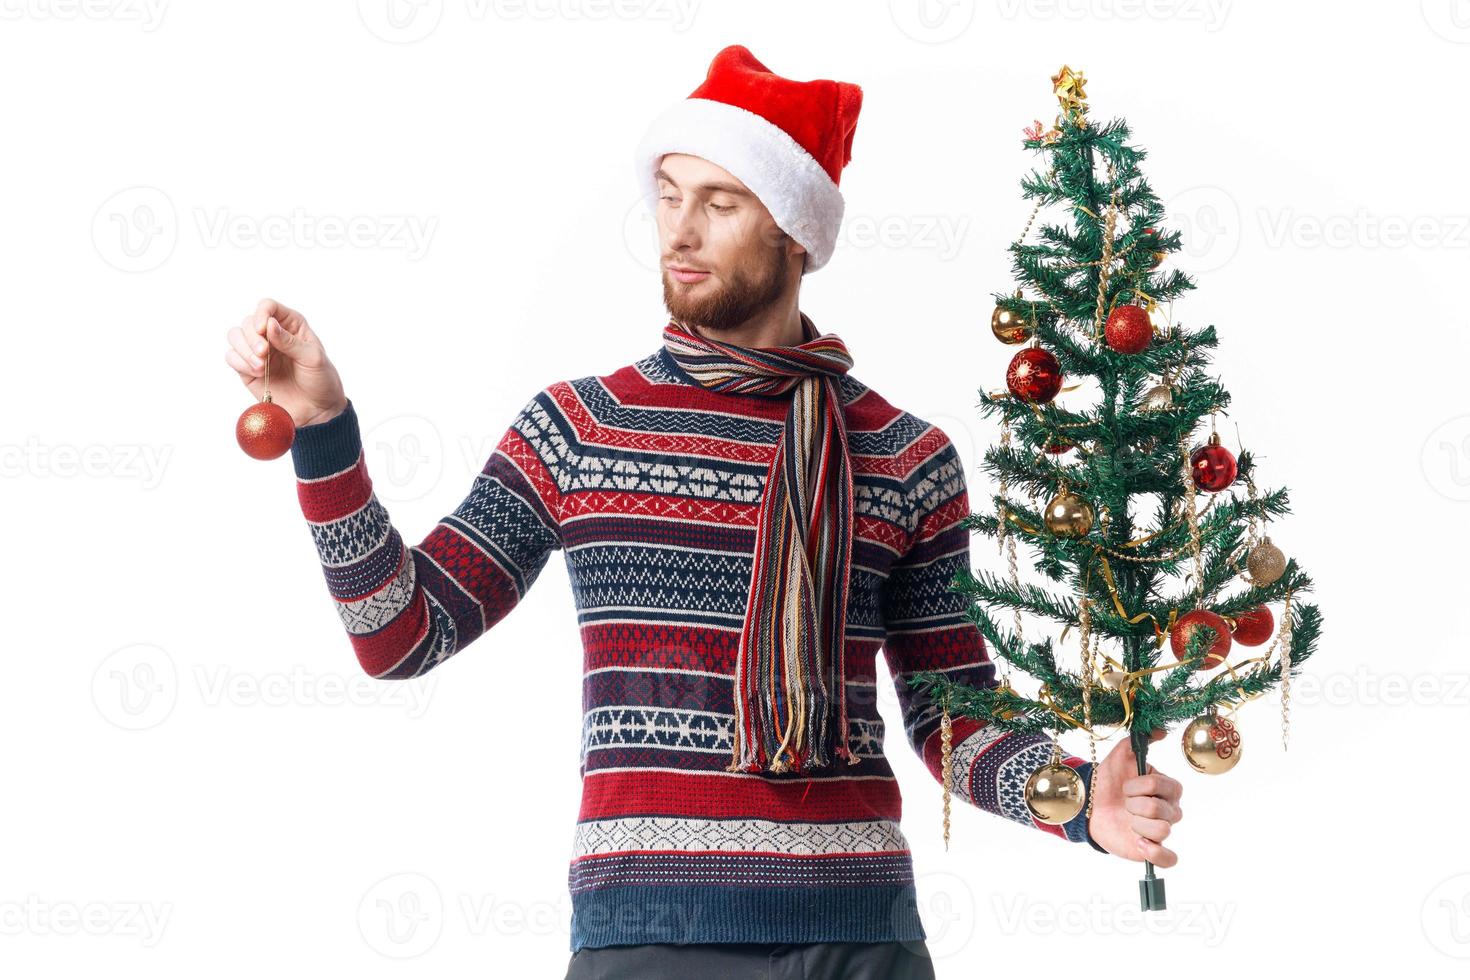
[1170, 609, 1233, 669]
[1190, 435, 1238, 491]
[1231, 604, 1275, 646]
[1104, 304, 1153, 354]
[236, 398, 296, 460]
[1006, 346, 1063, 403]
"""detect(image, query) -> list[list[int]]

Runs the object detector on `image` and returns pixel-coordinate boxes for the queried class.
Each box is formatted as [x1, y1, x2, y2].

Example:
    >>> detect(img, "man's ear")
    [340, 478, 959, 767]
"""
[785, 232, 808, 266]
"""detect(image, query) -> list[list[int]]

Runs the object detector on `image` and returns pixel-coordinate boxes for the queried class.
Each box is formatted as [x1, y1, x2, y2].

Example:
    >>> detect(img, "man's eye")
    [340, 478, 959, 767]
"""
[709, 204, 735, 213]
[659, 195, 679, 204]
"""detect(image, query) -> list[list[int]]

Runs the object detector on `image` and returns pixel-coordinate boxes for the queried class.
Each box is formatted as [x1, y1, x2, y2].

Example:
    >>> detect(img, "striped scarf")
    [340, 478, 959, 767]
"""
[663, 312, 858, 774]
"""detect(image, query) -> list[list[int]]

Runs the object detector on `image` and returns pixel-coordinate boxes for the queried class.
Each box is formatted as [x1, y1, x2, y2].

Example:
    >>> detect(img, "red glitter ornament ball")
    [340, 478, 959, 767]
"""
[237, 398, 296, 460]
[1104, 304, 1153, 354]
[1170, 609, 1233, 669]
[1006, 346, 1063, 403]
[1231, 604, 1275, 647]
[1190, 434, 1238, 491]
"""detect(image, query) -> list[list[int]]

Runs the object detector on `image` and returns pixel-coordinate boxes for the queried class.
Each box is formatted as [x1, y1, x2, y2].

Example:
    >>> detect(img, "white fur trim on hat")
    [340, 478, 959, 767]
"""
[634, 96, 845, 275]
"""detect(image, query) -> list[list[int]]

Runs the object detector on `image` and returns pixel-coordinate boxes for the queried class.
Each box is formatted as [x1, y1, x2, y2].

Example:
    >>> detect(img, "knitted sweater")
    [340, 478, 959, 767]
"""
[289, 334, 1108, 953]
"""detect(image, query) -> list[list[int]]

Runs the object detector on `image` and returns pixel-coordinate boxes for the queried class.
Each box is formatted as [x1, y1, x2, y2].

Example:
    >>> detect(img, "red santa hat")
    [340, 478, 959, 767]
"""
[633, 44, 863, 275]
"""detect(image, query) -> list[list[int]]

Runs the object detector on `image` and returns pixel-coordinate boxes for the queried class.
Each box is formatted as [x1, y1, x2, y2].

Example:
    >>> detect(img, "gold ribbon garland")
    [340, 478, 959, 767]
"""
[996, 497, 1282, 735]
[1002, 504, 1217, 650]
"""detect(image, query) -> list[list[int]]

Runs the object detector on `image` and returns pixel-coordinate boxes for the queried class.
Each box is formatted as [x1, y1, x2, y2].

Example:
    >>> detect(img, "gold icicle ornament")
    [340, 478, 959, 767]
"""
[940, 703, 954, 850]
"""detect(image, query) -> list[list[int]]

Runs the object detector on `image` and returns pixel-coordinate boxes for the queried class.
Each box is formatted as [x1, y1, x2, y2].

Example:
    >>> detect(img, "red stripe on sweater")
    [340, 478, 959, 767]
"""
[578, 768, 904, 823]
[551, 378, 943, 486]
[297, 452, 373, 524]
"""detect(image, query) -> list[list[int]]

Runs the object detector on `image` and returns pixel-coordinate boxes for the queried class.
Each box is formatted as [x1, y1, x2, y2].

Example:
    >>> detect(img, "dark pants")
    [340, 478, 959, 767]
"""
[563, 939, 937, 980]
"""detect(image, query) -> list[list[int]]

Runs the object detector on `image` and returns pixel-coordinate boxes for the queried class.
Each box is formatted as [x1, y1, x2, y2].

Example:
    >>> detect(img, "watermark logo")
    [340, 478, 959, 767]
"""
[1422, 415, 1470, 502]
[1287, 668, 1470, 709]
[357, 0, 445, 43]
[0, 896, 173, 946]
[193, 664, 436, 716]
[92, 186, 177, 273]
[0, 438, 172, 489]
[1422, 0, 1470, 43]
[193, 208, 437, 259]
[92, 643, 178, 731]
[364, 414, 444, 504]
[1162, 185, 1240, 273]
[623, 191, 972, 273]
[1258, 208, 1470, 250]
[1423, 872, 1470, 958]
[995, 0, 1230, 31]
[93, 186, 438, 271]
[992, 892, 1236, 943]
[93, 644, 438, 729]
[0, 0, 169, 30]
[890, 0, 976, 43]
[359, 872, 444, 958]
[358, 0, 697, 42]
[908, 869, 978, 960]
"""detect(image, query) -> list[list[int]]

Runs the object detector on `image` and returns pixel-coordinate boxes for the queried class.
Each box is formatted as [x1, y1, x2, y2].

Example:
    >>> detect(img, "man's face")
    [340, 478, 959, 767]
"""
[654, 153, 804, 334]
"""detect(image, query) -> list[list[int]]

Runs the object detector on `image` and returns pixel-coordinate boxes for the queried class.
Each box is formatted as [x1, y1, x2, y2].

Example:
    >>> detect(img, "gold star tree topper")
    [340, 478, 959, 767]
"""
[1051, 64, 1089, 120]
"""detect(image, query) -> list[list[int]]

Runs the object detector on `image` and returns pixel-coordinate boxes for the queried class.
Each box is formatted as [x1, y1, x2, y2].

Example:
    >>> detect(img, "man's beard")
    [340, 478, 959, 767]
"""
[662, 241, 789, 336]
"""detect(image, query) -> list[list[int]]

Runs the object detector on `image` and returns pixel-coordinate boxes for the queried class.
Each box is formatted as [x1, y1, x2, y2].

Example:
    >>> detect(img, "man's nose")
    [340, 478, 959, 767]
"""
[661, 203, 701, 254]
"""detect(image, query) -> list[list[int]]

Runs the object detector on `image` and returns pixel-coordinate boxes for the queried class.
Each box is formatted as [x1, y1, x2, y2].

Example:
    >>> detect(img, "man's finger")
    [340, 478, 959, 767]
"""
[1125, 772, 1169, 796]
[256, 297, 304, 331]
[1131, 816, 1174, 842]
[1124, 795, 1181, 822]
[264, 316, 306, 361]
[1137, 837, 1177, 868]
[225, 347, 259, 382]
[1155, 772, 1183, 803]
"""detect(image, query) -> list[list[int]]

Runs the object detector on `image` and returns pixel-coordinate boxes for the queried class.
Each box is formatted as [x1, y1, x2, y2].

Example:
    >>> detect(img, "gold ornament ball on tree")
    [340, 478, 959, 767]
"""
[1246, 537, 1286, 586]
[1181, 712, 1243, 775]
[1024, 761, 1086, 824]
[1138, 382, 1174, 412]
[1043, 488, 1094, 537]
[990, 302, 1034, 345]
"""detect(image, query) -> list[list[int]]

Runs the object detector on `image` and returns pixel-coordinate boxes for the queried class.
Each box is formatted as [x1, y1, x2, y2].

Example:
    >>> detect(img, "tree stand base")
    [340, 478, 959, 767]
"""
[1139, 875, 1167, 911]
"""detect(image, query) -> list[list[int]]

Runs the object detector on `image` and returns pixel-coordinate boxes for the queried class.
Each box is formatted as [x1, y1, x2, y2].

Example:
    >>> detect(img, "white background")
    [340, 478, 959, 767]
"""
[4, 1, 1469, 977]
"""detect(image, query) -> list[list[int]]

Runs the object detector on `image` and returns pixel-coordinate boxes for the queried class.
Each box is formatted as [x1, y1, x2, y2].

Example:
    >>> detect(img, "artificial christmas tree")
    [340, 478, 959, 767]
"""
[908, 67, 1322, 911]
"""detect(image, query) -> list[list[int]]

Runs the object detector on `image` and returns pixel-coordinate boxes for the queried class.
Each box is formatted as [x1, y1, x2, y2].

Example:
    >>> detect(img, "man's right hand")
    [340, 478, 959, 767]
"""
[225, 297, 349, 428]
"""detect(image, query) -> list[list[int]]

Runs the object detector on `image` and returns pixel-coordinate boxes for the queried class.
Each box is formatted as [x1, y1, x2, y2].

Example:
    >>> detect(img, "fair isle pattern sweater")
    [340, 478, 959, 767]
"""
[289, 336, 1107, 953]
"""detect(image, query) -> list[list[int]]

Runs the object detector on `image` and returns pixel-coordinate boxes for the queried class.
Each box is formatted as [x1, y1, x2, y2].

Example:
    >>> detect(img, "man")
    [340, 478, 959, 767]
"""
[224, 44, 1182, 980]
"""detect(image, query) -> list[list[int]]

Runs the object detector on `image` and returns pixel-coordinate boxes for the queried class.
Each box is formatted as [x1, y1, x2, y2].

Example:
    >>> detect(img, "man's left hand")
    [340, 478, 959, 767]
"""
[1084, 727, 1184, 866]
